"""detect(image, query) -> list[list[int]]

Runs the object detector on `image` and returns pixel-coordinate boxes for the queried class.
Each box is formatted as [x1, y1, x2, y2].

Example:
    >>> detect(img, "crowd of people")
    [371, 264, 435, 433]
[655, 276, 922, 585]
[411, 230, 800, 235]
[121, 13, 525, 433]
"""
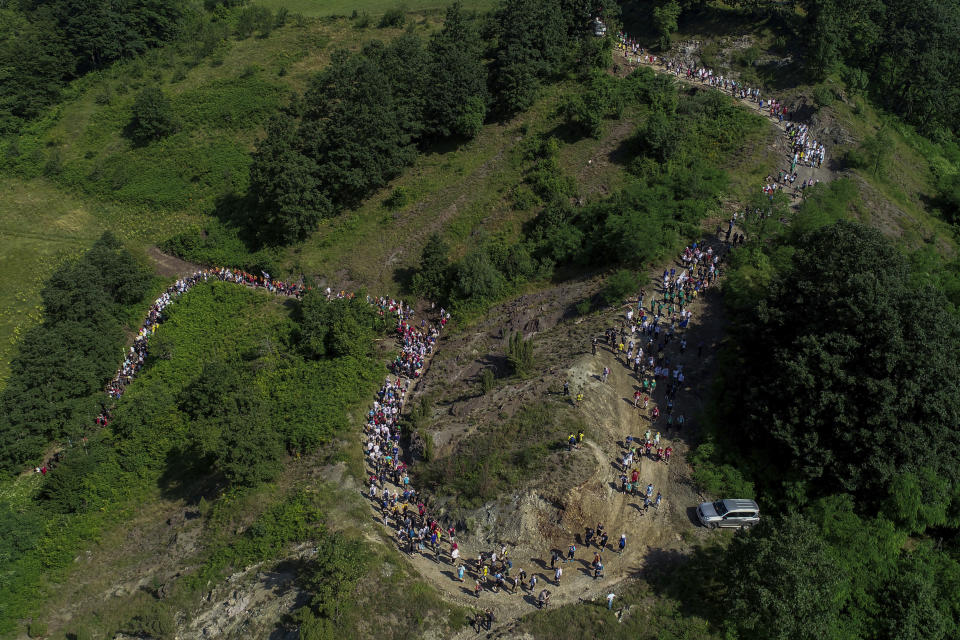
[53, 32, 766, 624]
[356, 223, 737, 631]
[616, 32, 829, 209]
[391, 311, 445, 378]
[99, 268, 305, 426]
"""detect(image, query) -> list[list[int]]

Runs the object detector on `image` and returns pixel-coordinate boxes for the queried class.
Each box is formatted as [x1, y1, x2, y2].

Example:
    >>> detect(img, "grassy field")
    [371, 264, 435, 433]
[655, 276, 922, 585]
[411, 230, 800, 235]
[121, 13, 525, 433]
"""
[0, 15, 426, 384]
[0, 178, 105, 384]
[253, 0, 497, 17]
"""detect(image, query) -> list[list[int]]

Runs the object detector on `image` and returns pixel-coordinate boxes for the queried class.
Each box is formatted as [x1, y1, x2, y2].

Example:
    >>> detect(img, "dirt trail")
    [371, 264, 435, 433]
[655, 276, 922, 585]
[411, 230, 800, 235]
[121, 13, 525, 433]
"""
[624, 51, 837, 208]
[361, 240, 728, 637]
[146, 245, 199, 278]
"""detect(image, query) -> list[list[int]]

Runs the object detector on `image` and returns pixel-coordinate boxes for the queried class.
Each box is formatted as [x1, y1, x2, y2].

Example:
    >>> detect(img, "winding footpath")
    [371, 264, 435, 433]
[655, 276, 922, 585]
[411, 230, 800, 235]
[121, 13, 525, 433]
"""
[69, 40, 842, 634]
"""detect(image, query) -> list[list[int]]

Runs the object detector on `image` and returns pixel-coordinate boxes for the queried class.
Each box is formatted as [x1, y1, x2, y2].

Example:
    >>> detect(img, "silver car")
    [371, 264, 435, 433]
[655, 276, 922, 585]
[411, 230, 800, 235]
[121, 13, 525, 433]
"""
[697, 499, 760, 529]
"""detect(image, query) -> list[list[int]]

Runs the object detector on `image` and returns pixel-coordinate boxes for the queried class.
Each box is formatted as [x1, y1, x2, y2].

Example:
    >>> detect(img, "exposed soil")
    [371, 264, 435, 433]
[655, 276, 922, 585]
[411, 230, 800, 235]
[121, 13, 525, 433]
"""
[146, 245, 199, 278]
[356, 229, 732, 635]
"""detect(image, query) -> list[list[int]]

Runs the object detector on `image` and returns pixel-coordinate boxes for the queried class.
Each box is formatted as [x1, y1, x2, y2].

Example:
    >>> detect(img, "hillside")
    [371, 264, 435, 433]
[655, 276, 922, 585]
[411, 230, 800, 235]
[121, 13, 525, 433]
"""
[1, 1, 960, 639]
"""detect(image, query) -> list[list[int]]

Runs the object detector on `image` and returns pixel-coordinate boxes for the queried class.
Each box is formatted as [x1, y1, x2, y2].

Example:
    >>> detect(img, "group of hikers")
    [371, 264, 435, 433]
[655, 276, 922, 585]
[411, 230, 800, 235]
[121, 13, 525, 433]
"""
[358, 222, 740, 629]
[99, 268, 305, 425]
[45, 29, 782, 627]
[391, 313, 446, 378]
[616, 32, 829, 201]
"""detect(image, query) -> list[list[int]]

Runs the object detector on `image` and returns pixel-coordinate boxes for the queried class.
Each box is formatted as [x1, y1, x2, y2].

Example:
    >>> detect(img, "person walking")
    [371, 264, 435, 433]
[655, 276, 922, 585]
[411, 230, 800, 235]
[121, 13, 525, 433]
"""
[618, 533, 626, 555]
[607, 592, 615, 610]
[554, 566, 563, 585]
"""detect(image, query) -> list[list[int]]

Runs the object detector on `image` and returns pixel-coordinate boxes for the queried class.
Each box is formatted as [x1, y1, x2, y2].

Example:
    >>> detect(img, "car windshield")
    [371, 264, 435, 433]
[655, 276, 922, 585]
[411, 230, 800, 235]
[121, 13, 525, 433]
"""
[713, 501, 728, 516]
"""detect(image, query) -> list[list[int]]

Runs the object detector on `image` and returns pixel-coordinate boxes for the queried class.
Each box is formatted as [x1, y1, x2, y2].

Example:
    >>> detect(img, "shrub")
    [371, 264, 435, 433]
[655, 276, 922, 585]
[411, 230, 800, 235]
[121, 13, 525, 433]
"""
[602, 270, 638, 306]
[507, 332, 534, 378]
[384, 186, 412, 209]
[480, 368, 495, 394]
[410, 234, 451, 303]
[236, 5, 274, 38]
[813, 85, 835, 108]
[94, 87, 113, 105]
[128, 86, 179, 144]
[121, 604, 175, 639]
[354, 11, 372, 28]
[512, 185, 539, 210]
[27, 621, 47, 638]
[379, 5, 406, 28]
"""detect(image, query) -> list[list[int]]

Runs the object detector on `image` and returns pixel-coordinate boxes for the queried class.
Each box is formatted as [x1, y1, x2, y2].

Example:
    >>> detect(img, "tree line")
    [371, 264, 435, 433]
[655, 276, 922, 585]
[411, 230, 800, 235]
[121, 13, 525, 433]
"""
[0, 232, 152, 472]
[680, 210, 960, 638]
[0, 0, 186, 134]
[247, 0, 620, 244]
[641, 0, 960, 137]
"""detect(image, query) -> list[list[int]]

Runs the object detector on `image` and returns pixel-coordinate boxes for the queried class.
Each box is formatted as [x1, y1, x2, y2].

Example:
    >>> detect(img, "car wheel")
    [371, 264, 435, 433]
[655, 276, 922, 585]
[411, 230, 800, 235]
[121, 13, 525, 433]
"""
[708, 522, 717, 530]
[742, 523, 754, 530]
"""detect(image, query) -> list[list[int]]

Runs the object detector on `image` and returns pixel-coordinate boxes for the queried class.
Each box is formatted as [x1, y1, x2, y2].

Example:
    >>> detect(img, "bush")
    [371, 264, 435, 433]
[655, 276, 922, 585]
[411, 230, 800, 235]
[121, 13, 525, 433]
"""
[70, 627, 94, 640]
[410, 234, 451, 303]
[121, 604, 175, 639]
[354, 11, 372, 28]
[512, 185, 539, 210]
[813, 85, 835, 108]
[128, 86, 179, 144]
[507, 332, 534, 378]
[602, 270, 638, 306]
[236, 5, 274, 38]
[27, 620, 47, 638]
[480, 368, 495, 394]
[379, 5, 406, 28]
[384, 186, 412, 209]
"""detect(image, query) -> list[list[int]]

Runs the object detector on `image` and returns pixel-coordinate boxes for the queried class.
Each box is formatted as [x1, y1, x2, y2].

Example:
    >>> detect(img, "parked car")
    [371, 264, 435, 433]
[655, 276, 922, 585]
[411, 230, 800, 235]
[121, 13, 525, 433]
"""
[697, 499, 760, 529]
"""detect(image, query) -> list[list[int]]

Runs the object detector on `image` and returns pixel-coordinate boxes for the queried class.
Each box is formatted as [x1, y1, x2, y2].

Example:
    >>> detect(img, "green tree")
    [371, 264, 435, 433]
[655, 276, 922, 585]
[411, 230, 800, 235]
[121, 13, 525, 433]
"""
[87, 231, 152, 305]
[560, 69, 613, 138]
[424, 2, 488, 139]
[652, 0, 680, 50]
[860, 122, 891, 177]
[411, 234, 451, 302]
[249, 114, 329, 243]
[489, 0, 567, 114]
[302, 533, 368, 622]
[128, 86, 179, 144]
[215, 406, 283, 487]
[297, 294, 381, 360]
[636, 110, 680, 162]
[722, 513, 842, 639]
[721, 221, 960, 505]
[451, 250, 507, 305]
[602, 269, 638, 305]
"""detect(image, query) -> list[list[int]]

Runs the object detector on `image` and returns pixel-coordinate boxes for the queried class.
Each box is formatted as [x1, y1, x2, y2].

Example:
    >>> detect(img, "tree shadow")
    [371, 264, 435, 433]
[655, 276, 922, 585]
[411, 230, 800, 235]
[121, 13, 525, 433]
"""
[157, 446, 221, 504]
[642, 545, 727, 625]
[544, 121, 591, 146]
